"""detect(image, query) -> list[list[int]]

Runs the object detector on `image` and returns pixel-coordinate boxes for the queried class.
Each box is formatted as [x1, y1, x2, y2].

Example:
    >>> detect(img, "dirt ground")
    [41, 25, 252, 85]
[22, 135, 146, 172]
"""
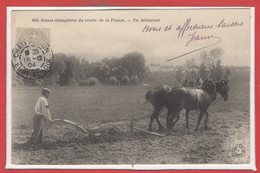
[12, 109, 250, 165]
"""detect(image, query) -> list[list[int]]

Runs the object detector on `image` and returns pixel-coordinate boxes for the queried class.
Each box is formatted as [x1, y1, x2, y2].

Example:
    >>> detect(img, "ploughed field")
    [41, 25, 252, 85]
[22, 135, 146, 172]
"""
[11, 71, 251, 164]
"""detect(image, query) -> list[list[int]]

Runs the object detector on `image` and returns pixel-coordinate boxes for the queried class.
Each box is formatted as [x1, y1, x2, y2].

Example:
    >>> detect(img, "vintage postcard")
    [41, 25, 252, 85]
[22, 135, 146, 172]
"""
[6, 7, 255, 170]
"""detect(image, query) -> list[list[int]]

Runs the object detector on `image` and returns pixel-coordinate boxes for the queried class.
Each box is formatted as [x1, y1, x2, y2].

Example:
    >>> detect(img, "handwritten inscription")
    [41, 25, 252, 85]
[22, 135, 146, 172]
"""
[142, 24, 173, 32]
[186, 31, 215, 47]
[176, 18, 214, 39]
[139, 18, 244, 62]
[141, 18, 244, 47]
[216, 19, 243, 28]
[142, 25, 162, 32]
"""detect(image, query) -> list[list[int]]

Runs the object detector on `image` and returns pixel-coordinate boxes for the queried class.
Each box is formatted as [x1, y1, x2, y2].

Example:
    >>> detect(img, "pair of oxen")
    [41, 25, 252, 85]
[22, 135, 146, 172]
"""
[145, 79, 230, 133]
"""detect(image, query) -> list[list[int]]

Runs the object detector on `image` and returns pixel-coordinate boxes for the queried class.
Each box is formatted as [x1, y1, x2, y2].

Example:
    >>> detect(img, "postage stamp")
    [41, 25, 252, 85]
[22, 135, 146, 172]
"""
[12, 28, 53, 79]
[6, 7, 255, 170]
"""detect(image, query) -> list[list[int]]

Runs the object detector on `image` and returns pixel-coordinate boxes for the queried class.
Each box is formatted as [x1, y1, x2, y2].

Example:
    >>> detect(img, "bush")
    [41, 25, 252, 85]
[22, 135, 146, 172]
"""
[108, 76, 118, 85]
[79, 79, 89, 86]
[87, 77, 101, 86]
[129, 75, 139, 85]
[121, 75, 129, 85]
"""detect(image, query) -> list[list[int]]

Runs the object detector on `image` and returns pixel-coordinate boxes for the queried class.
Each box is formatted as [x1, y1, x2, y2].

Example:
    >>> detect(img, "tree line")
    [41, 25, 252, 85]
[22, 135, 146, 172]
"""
[12, 52, 149, 86]
[175, 48, 231, 84]
[12, 48, 243, 87]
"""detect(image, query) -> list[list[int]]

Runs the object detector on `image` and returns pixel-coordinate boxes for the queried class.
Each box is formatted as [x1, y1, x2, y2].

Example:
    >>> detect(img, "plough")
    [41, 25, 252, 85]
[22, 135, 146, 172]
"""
[53, 118, 165, 137]
[54, 119, 92, 134]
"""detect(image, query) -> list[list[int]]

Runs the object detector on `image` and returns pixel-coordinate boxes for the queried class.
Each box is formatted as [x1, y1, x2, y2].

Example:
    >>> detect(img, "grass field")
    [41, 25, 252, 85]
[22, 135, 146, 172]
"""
[11, 70, 251, 165]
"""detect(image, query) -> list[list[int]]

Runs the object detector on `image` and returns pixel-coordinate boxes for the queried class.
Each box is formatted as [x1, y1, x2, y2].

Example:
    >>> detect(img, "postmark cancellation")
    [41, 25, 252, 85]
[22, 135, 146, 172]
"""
[12, 28, 53, 79]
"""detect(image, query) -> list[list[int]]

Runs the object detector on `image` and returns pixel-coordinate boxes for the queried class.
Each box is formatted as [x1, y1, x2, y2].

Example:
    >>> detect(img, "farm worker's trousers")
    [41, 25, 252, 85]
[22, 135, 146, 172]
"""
[27, 114, 44, 144]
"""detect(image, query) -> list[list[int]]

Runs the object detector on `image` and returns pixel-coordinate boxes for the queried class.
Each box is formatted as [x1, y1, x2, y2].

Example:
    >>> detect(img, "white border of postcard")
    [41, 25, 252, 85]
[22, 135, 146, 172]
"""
[6, 6, 256, 170]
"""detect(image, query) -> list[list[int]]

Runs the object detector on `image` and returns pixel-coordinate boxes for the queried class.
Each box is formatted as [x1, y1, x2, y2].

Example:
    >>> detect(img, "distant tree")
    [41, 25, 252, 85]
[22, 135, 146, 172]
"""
[129, 75, 139, 85]
[51, 53, 67, 85]
[14, 51, 151, 86]
[91, 62, 110, 84]
[121, 75, 129, 85]
[80, 59, 92, 79]
[102, 57, 121, 69]
[120, 52, 147, 81]
[108, 76, 118, 85]
[185, 58, 198, 71]
[224, 67, 231, 80]
[199, 63, 209, 80]
[213, 62, 224, 81]
[57, 60, 73, 86]
[200, 48, 224, 81]
[184, 58, 199, 81]
[68, 56, 81, 84]
[111, 66, 129, 81]
[47, 53, 78, 86]
[78, 79, 89, 86]
[87, 77, 101, 86]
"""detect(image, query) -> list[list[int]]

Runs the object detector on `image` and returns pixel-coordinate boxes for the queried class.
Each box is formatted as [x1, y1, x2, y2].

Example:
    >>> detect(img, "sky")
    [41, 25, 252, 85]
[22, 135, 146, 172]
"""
[11, 8, 252, 67]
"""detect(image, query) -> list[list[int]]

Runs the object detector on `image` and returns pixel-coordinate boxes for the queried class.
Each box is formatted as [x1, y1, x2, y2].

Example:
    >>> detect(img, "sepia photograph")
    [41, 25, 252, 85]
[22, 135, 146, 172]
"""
[7, 7, 255, 169]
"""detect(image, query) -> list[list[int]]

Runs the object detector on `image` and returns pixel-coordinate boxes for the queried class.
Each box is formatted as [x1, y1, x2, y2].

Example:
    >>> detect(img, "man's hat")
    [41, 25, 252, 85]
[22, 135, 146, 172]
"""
[42, 88, 51, 93]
